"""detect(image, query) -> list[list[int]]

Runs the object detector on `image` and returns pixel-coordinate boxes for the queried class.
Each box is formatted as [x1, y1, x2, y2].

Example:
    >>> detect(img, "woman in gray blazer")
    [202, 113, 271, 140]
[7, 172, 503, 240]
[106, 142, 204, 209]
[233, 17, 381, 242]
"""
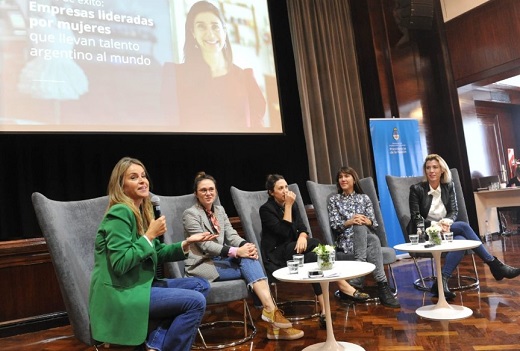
[182, 172, 303, 341]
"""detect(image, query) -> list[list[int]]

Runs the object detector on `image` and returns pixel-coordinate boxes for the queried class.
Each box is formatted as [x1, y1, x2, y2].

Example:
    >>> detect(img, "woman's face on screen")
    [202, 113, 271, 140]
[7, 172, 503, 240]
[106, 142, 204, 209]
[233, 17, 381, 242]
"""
[192, 12, 226, 55]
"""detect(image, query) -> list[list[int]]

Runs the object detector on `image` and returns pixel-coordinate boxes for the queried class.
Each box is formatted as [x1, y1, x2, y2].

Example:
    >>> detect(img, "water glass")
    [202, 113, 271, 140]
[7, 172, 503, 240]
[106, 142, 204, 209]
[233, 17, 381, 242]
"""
[443, 232, 454, 242]
[409, 234, 419, 245]
[293, 254, 305, 267]
[287, 260, 299, 274]
[489, 182, 500, 190]
[329, 250, 336, 266]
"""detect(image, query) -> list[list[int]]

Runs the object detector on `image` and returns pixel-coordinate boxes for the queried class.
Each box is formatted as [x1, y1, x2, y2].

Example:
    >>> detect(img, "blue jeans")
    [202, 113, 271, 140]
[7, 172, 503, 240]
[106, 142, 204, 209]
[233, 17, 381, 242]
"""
[213, 256, 266, 286]
[147, 277, 210, 351]
[442, 221, 494, 277]
[213, 256, 267, 308]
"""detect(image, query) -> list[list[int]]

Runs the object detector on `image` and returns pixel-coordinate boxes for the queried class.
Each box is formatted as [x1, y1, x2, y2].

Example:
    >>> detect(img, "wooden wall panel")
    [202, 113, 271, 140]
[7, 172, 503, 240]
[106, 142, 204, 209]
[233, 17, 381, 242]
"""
[351, 0, 477, 227]
[0, 239, 65, 324]
[446, 0, 520, 86]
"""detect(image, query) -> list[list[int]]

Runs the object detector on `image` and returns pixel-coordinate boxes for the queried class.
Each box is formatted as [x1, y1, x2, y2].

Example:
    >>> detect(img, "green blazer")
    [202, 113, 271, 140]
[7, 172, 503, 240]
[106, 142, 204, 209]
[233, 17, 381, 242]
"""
[89, 204, 187, 345]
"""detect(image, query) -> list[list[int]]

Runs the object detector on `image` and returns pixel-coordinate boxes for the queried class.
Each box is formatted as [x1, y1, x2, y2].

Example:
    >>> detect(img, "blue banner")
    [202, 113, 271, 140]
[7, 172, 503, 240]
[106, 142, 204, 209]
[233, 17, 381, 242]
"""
[369, 118, 425, 248]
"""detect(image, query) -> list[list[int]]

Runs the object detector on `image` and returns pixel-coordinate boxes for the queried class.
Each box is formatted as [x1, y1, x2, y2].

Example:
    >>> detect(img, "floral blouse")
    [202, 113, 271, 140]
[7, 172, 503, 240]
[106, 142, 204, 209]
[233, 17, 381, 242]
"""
[327, 192, 378, 254]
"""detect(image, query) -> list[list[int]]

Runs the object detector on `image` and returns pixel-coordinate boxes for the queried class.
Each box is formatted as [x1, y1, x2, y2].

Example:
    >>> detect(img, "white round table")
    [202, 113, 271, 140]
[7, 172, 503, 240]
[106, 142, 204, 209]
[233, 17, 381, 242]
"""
[394, 239, 482, 320]
[273, 260, 375, 351]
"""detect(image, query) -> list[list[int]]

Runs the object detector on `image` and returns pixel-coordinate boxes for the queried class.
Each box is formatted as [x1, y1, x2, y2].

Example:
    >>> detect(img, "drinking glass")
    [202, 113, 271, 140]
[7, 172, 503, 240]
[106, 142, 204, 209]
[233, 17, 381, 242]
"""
[293, 254, 304, 267]
[287, 260, 299, 274]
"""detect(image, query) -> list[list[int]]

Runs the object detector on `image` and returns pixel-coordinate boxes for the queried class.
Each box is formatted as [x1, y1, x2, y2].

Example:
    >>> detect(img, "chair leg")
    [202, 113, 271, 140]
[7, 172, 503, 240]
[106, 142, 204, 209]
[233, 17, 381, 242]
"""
[197, 328, 208, 349]
[412, 257, 436, 291]
[276, 296, 320, 321]
[412, 254, 479, 292]
[271, 281, 320, 321]
[271, 282, 278, 302]
[243, 299, 256, 337]
[449, 253, 479, 291]
[192, 299, 257, 350]
[471, 253, 480, 283]
[387, 264, 398, 296]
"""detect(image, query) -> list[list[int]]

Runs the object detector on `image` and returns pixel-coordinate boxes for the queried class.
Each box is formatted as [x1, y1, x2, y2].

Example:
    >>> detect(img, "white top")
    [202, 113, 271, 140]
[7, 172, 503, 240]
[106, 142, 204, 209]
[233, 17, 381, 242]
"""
[272, 261, 375, 283]
[394, 239, 481, 254]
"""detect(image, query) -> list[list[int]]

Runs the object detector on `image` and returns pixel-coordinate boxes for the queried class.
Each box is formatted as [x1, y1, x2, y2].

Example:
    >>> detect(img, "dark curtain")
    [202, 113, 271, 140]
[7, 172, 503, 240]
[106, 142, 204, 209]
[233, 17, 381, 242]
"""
[286, 0, 373, 183]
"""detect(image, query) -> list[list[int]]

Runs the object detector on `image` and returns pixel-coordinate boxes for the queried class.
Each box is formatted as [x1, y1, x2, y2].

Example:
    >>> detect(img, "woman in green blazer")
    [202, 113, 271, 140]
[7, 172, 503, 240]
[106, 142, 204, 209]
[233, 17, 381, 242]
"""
[89, 157, 217, 351]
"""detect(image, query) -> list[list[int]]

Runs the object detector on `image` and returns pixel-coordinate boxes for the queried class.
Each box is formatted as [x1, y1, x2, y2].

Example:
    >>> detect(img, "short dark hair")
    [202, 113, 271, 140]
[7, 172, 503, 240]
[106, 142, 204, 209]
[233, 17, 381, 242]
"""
[265, 174, 284, 196]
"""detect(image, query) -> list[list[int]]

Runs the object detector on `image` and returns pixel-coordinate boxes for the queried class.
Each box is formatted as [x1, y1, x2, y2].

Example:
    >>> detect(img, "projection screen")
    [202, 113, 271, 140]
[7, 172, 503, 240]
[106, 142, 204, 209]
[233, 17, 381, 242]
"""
[0, 0, 283, 133]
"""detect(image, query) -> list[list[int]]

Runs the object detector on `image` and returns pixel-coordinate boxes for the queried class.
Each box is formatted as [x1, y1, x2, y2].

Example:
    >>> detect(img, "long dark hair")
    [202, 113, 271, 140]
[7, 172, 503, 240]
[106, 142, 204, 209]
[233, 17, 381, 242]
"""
[183, 1, 233, 68]
[335, 166, 364, 194]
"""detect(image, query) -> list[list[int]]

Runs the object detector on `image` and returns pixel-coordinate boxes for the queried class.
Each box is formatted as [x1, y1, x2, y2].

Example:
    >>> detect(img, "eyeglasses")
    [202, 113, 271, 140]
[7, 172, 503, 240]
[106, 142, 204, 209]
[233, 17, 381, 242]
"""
[198, 187, 216, 194]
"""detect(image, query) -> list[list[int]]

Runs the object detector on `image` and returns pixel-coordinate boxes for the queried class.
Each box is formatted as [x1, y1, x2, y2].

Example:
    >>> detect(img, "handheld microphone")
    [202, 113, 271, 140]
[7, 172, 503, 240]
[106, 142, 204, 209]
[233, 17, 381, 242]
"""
[150, 194, 165, 278]
[151, 195, 161, 219]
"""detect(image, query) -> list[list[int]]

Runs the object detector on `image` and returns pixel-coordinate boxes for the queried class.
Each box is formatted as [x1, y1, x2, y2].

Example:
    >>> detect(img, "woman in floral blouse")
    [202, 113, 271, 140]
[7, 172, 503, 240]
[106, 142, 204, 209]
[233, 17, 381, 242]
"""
[328, 166, 400, 308]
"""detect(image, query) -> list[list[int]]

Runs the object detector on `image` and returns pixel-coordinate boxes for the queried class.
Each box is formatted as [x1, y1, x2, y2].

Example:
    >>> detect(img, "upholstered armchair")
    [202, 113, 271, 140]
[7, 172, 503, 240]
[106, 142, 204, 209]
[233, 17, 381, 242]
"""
[306, 177, 398, 295]
[32, 192, 108, 349]
[158, 193, 256, 349]
[230, 183, 319, 321]
[385, 168, 479, 291]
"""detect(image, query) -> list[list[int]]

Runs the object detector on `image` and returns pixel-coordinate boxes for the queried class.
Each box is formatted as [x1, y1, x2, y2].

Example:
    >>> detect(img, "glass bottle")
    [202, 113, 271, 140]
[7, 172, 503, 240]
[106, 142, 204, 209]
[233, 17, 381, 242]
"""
[485, 220, 492, 242]
[417, 217, 425, 243]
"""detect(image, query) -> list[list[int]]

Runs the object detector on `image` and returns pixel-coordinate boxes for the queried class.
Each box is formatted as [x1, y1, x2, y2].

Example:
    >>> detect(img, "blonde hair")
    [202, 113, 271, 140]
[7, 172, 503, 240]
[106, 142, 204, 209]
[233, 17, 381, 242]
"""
[107, 157, 154, 235]
[423, 154, 452, 183]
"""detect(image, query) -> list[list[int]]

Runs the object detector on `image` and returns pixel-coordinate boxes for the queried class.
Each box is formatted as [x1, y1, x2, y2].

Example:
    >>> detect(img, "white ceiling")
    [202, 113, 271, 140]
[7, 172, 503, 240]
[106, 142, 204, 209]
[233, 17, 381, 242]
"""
[441, 0, 489, 22]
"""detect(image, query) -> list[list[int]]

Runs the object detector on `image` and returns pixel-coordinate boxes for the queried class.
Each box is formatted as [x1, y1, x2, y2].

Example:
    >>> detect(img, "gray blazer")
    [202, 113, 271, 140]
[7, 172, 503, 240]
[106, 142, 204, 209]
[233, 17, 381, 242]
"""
[182, 203, 246, 281]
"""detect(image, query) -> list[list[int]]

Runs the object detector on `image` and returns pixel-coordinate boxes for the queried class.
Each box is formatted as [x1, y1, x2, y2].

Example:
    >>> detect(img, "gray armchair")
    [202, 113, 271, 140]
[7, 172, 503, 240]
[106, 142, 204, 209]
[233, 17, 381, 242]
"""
[229, 184, 319, 321]
[385, 168, 479, 291]
[158, 194, 256, 349]
[31, 192, 108, 348]
[306, 178, 397, 296]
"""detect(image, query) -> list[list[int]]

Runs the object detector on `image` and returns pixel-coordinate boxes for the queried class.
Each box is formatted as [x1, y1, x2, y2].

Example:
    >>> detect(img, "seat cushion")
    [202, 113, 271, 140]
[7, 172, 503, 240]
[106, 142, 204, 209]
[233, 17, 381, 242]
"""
[206, 280, 249, 305]
[381, 247, 397, 265]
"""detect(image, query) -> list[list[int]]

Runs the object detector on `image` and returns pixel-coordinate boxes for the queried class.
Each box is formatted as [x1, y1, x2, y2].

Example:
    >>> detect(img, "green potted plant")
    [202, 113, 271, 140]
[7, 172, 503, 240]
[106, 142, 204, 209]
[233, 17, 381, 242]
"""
[312, 244, 336, 270]
[425, 224, 442, 245]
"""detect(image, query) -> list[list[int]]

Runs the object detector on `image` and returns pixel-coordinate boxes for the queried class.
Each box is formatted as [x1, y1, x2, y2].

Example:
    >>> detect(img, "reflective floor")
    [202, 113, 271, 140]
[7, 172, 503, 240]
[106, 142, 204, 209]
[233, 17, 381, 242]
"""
[3, 234, 520, 351]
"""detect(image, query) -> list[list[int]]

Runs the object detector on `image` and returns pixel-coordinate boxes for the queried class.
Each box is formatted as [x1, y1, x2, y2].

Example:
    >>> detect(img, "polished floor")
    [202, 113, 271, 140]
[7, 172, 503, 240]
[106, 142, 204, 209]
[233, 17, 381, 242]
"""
[3, 235, 520, 351]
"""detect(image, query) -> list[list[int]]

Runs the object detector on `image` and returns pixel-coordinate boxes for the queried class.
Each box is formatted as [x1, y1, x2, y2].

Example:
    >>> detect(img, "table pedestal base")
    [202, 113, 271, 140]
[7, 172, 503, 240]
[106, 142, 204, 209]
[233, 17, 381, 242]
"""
[416, 304, 473, 320]
[303, 341, 365, 351]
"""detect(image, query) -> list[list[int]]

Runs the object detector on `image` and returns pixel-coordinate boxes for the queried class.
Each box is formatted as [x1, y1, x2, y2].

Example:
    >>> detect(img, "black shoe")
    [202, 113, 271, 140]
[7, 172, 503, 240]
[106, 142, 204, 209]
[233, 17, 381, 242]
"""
[430, 275, 456, 300]
[487, 256, 520, 281]
[318, 314, 326, 329]
[377, 282, 400, 308]
[335, 289, 370, 302]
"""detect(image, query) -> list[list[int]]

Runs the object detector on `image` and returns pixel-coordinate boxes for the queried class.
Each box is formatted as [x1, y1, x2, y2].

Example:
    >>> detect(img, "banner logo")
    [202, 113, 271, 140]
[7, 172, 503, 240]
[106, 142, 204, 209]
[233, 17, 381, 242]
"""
[392, 127, 400, 141]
